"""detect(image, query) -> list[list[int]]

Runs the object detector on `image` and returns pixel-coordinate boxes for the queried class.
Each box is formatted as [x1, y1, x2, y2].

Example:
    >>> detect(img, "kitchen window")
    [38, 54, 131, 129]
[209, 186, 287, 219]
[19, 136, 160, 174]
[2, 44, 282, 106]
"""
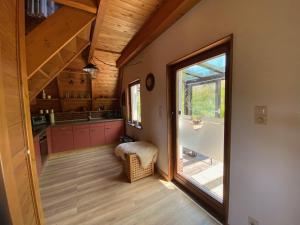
[128, 80, 142, 128]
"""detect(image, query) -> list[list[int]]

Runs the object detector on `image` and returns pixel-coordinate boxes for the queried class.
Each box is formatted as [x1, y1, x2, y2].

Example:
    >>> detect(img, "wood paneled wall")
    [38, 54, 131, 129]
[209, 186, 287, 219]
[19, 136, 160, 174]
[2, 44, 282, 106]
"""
[30, 62, 121, 113]
[0, 0, 43, 224]
[30, 79, 62, 114]
[0, 166, 12, 225]
[92, 50, 120, 98]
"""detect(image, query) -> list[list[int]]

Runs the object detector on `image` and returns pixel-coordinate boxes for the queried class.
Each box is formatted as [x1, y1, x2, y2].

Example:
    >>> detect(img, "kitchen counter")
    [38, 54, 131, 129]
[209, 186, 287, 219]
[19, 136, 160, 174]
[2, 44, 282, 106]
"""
[52, 118, 124, 127]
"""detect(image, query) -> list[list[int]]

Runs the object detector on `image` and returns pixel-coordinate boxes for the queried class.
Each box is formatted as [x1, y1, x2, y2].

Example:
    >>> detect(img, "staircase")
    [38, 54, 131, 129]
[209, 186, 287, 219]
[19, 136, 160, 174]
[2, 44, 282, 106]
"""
[26, 1, 98, 101]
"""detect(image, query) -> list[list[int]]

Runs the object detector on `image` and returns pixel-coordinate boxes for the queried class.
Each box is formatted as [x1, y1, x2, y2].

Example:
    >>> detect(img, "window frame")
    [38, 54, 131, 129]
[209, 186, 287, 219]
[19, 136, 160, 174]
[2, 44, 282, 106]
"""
[128, 80, 142, 129]
[186, 77, 225, 119]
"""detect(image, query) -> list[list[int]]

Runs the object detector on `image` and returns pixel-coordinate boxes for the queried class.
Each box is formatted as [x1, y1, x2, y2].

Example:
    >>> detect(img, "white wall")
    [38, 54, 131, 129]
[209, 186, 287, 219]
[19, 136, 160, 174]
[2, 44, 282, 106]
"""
[121, 0, 300, 225]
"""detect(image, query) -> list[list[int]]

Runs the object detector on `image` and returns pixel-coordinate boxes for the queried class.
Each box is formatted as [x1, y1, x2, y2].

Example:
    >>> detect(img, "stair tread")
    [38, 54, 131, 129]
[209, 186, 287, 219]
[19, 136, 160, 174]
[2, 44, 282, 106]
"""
[54, 0, 97, 14]
[26, 6, 95, 78]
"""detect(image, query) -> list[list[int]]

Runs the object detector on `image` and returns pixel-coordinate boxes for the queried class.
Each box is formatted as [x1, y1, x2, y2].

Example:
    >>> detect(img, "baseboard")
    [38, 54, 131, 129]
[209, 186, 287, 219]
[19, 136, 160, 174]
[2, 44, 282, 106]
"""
[155, 165, 171, 181]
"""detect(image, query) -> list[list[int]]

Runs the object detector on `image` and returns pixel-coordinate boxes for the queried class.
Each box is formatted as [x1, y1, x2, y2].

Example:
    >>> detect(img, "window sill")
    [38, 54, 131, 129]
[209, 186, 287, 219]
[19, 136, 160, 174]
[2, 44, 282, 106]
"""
[127, 121, 143, 130]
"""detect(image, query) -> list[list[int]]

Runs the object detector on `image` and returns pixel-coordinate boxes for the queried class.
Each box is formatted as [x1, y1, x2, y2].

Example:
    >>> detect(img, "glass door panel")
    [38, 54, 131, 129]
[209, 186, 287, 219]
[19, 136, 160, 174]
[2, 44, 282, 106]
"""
[176, 54, 226, 203]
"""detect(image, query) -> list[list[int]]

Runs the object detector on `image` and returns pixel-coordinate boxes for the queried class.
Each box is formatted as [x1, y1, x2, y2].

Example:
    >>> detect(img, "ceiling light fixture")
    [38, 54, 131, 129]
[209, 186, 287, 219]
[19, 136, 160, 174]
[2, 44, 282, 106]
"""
[83, 63, 99, 79]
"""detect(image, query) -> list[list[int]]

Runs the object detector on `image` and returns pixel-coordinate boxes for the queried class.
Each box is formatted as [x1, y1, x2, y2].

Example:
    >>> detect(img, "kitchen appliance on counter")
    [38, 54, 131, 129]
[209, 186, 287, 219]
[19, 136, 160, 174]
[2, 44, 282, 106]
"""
[38, 129, 48, 165]
[32, 115, 49, 165]
[32, 115, 48, 136]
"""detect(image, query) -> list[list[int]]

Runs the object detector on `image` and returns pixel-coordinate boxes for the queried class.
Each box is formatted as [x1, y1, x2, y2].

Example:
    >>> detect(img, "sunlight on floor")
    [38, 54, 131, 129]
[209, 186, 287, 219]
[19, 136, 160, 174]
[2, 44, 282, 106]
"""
[180, 152, 224, 202]
[159, 179, 176, 190]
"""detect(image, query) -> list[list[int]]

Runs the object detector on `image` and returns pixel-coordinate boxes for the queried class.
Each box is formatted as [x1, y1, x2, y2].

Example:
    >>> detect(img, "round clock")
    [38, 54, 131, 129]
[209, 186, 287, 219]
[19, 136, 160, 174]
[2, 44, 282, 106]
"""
[145, 73, 155, 91]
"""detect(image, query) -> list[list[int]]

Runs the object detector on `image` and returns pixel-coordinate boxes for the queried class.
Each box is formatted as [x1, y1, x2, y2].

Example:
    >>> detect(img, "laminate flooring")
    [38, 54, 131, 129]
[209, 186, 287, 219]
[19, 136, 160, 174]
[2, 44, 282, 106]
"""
[39, 145, 219, 225]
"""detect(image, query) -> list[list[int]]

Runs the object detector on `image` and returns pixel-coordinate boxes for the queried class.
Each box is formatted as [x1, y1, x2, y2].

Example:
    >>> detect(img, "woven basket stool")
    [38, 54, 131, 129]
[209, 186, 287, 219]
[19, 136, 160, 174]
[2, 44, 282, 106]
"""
[123, 152, 154, 183]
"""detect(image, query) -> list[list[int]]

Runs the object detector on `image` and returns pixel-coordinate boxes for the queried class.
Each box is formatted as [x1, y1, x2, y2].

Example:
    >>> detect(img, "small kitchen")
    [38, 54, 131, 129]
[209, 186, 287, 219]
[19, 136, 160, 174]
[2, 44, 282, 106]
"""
[31, 69, 124, 176]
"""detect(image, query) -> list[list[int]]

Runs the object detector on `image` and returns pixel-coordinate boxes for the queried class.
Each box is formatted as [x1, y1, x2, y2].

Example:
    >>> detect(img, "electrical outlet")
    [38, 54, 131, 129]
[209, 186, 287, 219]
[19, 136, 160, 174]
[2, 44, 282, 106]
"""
[248, 216, 259, 225]
[254, 105, 267, 125]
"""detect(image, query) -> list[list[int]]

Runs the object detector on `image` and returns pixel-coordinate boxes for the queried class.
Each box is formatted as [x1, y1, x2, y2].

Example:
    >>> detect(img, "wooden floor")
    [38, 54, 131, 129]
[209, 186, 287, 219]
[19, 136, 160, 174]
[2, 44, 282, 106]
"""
[39, 145, 219, 225]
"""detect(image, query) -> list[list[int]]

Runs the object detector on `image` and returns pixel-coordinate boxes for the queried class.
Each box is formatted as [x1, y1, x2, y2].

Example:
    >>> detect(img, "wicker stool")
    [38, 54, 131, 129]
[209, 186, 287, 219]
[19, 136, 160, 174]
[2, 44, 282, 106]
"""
[123, 152, 154, 183]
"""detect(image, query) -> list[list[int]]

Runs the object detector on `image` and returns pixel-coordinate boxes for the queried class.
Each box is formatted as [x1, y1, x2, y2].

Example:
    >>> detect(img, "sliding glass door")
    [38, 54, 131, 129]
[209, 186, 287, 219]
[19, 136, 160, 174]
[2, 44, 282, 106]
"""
[170, 39, 232, 222]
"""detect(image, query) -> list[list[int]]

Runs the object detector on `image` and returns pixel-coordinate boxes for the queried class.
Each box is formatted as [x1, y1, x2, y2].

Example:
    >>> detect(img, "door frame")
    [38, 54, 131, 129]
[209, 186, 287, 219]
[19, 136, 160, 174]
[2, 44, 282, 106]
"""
[166, 35, 233, 224]
[17, 0, 45, 224]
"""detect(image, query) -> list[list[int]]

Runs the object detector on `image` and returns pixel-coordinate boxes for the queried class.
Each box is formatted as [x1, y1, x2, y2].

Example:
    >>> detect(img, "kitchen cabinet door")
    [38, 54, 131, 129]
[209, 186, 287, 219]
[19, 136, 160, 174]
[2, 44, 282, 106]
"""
[74, 125, 90, 149]
[90, 124, 105, 146]
[52, 126, 74, 153]
[104, 121, 124, 144]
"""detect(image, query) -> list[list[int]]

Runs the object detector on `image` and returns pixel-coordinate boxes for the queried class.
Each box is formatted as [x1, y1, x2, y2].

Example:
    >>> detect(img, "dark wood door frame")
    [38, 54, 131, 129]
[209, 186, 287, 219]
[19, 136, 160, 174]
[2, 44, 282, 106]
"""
[166, 35, 233, 224]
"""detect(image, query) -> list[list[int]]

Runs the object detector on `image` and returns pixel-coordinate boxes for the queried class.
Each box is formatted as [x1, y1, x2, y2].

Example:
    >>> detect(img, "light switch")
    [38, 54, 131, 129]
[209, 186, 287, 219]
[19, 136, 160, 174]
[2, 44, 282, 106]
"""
[254, 106, 267, 125]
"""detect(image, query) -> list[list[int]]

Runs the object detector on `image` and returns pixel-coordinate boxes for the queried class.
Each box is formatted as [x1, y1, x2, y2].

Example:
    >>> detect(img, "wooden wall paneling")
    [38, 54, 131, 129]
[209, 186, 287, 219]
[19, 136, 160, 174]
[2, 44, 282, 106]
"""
[31, 99, 61, 115]
[18, 0, 46, 223]
[92, 98, 119, 111]
[116, 0, 202, 67]
[0, 0, 44, 224]
[30, 78, 62, 114]
[38, 78, 60, 99]
[57, 71, 92, 112]
[0, 164, 12, 225]
[58, 72, 91, 98]
[92, 50, 120, 98]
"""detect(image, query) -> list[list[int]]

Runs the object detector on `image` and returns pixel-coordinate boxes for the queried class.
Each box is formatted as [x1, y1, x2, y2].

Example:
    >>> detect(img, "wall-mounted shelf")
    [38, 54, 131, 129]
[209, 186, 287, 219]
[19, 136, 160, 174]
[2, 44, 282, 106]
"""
[94, 98, 118, 101]
[36, 98, 60, 101]
[62, 98, 92, 101]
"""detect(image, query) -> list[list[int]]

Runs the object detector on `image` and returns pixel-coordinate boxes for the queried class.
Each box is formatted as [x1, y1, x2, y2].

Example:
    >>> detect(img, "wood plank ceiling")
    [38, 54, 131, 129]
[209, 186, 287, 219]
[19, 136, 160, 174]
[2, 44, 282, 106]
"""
[26, 0, 201, 109]
[49, 0, 200, 102]
[82, 0, 163, 99]
[95, 0, 163, 53]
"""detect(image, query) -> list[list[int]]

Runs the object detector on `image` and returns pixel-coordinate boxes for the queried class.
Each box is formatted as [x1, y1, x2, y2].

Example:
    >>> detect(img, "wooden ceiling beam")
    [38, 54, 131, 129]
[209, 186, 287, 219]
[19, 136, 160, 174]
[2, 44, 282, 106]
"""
[88, 0, 110, 61]
[116, 0, 202, 68]
[54, 0, 98, 14]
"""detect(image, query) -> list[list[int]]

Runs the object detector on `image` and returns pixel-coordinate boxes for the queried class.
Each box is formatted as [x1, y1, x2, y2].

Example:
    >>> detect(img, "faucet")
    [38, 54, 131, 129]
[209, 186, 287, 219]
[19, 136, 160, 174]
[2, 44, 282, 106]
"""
[88, 112, 92, 121]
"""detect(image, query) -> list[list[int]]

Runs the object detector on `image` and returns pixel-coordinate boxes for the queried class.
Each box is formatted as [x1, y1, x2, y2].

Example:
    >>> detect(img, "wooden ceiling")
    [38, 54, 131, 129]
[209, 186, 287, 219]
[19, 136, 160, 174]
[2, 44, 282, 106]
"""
[65, 0, 201, 101]
[94, 0, 163, 54]
[25, 0, 201, 111]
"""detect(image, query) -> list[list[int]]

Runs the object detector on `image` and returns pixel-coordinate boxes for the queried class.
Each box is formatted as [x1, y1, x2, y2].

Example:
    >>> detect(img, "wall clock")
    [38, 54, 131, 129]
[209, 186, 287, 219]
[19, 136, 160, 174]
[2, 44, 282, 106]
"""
[145, 73, 155, 91]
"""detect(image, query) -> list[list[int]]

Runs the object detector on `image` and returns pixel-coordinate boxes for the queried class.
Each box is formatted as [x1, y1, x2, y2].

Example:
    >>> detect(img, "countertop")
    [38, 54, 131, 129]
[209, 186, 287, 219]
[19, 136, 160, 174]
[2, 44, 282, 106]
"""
[52, 118, 123, 126]
[32, 118, 124, 137]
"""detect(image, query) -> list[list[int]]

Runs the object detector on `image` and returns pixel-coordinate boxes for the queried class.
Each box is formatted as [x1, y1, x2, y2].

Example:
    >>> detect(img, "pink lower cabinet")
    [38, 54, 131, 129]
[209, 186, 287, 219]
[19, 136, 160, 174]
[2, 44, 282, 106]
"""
[90, 124, 105, 146]
[73, 124, 90, 149]
[50, 120, 124, 153]
[104, 121, 124, 144]
[51, 126, 74, 153]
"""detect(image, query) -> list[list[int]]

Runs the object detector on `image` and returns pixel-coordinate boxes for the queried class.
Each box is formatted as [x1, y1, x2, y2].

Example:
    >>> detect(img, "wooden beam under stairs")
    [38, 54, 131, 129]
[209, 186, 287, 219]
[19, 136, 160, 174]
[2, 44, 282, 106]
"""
[29, 38, 90, 101]
[26, 6, 95, 79]
[54, 0, 97, 14]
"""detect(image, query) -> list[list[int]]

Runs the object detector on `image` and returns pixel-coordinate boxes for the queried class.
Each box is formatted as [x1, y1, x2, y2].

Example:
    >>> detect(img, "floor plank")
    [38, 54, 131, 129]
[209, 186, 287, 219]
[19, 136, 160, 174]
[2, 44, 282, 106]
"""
[39, 145, 219, 225]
